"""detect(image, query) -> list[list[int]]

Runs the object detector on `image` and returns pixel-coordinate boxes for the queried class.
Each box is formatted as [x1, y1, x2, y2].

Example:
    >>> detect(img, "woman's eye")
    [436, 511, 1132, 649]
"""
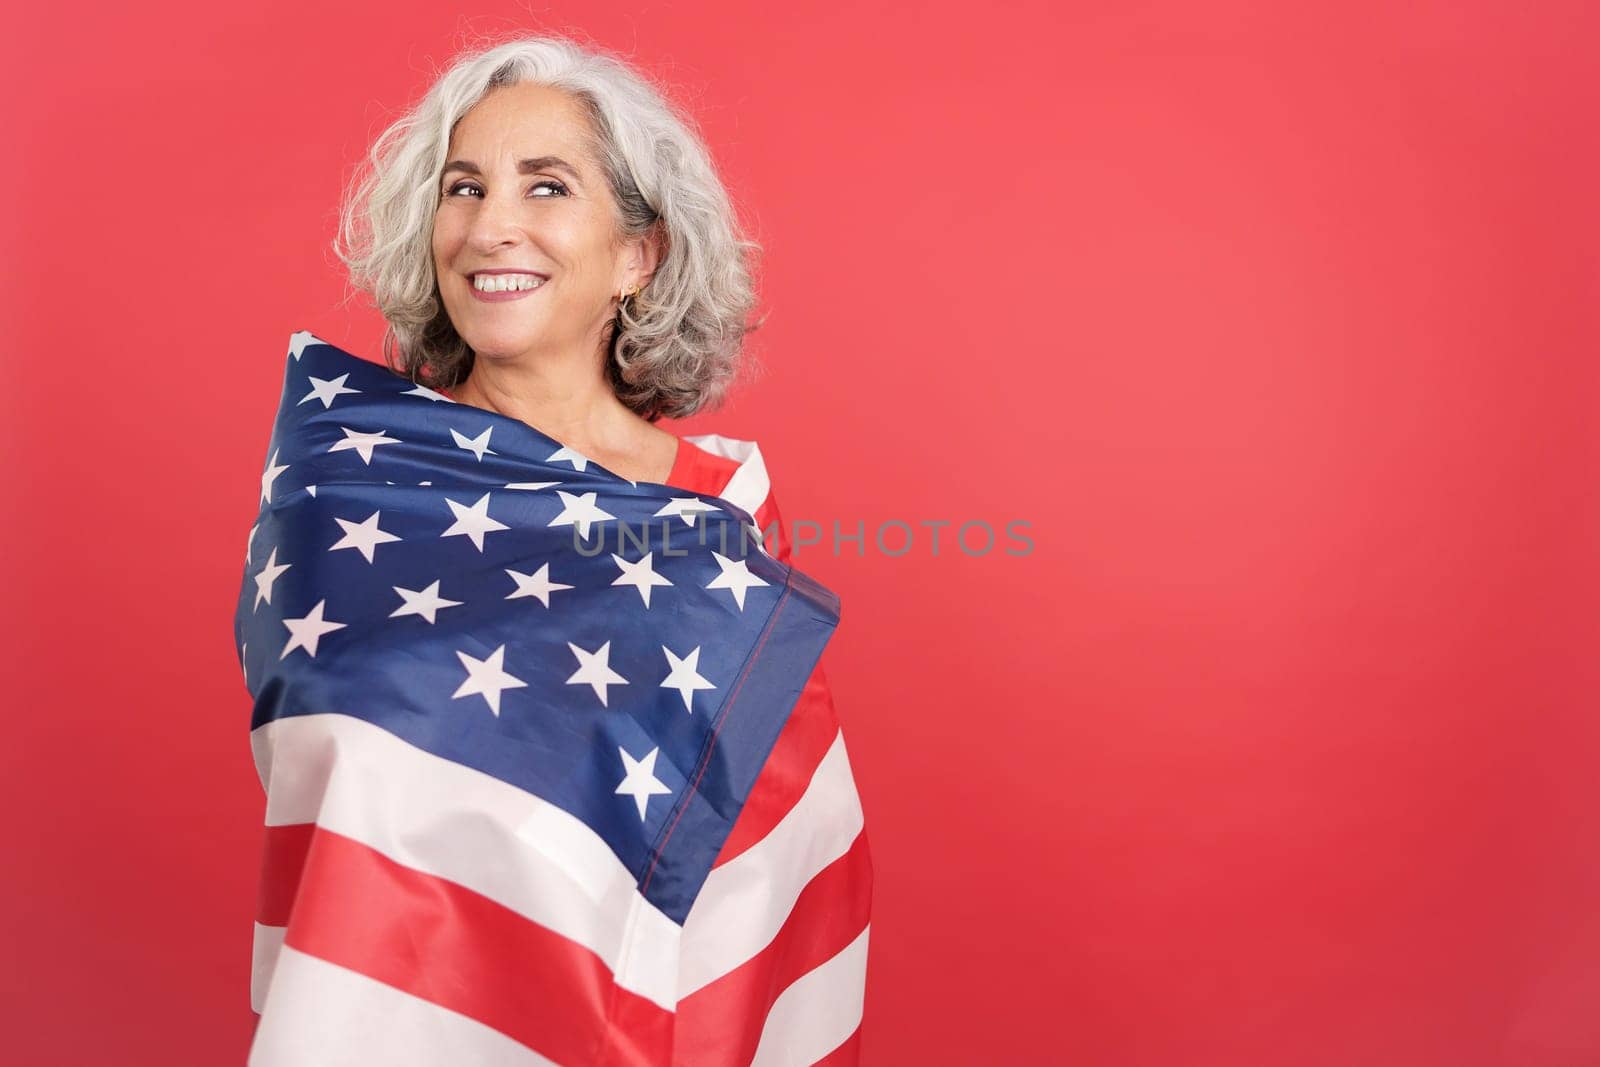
[442, 180, 568, 198]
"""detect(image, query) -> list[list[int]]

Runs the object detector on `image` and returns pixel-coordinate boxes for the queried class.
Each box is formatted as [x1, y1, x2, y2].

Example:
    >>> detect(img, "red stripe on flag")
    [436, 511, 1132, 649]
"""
[280, 824, 674, 1066]
[674, 831, 874, 1065]
[257, 822, 313, 926]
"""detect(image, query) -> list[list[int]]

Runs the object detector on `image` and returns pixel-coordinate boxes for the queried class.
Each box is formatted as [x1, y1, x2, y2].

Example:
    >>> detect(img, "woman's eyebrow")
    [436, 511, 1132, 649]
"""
[440, 156, 582, 181]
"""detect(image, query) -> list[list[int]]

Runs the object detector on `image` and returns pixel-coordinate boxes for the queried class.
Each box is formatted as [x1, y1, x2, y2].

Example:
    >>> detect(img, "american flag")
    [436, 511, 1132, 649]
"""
[237, 332, 872, 1064]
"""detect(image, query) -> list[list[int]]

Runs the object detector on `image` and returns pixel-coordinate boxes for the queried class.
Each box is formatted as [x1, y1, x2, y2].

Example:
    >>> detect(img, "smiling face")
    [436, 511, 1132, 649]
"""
[431, 82, 645, 369]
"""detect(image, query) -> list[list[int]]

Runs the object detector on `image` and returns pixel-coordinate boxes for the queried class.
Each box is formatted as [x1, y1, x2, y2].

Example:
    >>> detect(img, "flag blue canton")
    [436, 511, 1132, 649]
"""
[236, 331, 840, 923]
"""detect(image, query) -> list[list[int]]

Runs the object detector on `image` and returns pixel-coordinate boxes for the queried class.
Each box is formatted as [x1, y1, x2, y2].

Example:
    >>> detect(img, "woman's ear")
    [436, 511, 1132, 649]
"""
[628, 223, 665, 291]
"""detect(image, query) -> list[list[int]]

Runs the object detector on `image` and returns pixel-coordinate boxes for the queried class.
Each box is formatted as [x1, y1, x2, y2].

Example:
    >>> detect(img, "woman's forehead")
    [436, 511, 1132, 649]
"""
[450, 83, 589, 155]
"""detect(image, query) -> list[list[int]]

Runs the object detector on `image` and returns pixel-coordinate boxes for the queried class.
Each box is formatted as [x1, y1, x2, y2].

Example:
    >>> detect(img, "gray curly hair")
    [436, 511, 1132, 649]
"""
[332, 34, 766, 421]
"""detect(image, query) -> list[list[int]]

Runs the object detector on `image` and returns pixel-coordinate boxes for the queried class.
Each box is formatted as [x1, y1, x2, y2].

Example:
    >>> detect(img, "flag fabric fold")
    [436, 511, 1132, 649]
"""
[235, 331, 847, 1064]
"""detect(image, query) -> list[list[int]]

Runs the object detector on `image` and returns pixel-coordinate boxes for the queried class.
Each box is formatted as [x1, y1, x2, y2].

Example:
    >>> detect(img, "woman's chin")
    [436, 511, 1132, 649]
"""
[459, 330, 543, 361]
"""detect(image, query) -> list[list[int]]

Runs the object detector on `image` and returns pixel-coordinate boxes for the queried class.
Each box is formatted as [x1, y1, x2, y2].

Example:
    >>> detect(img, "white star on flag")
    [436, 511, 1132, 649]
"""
[451, 426, 497, 461]
[441, 492, 510, 552]
[654, 496, 720, 526]
[451, 644, 527, 716]
[547, 490, 616, 541]
[253, 547, 291, 610]
[298, 373, 360, 409]
[288, 330, 322, 361]
[280, 599, 347, 659]
[329, 426, 402, 465]
[705, 550, 770, 610]
[329, 510, 402, 563]
[610, 552, 673, 607]
[546, 445, 590, 472]
[615, 745, 672, 821]
[504, 563, 574, 608]
[506, 480, 562, 492]
[245, 522, 258, 564]
[261, 449, 289, 504]
[566, 640, 628, 706]
[660, 645, 716, 713]
[403, 383, 453, 402]
[390, 580, 463, 624]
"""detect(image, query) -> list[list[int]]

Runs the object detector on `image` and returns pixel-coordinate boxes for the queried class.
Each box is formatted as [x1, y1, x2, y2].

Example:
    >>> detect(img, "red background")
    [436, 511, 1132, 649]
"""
[2, 2, 1596, 1063]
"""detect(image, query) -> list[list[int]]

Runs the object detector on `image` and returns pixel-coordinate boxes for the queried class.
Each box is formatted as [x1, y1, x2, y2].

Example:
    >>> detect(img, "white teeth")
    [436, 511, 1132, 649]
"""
[473, 274, 544, 292]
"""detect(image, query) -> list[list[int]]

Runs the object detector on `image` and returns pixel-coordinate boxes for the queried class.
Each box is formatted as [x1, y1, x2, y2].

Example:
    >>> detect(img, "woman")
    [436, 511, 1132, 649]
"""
[237, 34, 872, 1067]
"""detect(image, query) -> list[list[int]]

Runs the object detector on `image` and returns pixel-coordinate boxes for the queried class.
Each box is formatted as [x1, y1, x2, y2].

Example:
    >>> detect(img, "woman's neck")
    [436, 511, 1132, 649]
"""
[448, 360, 649, 460]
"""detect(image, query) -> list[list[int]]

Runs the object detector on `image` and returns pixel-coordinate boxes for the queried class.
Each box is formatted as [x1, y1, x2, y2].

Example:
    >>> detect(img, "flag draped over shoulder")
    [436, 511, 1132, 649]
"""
[234, 331, 851, 1065]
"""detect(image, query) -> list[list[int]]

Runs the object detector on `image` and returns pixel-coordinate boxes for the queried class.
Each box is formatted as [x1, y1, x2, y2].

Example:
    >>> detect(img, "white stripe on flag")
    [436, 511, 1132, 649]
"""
[250, 713, 681, 1009]
[678, 729, 865, 996]
[249, 944, 559, 1067]
[749, 924, 871, 1067]
[250, 922, 287, 1014]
